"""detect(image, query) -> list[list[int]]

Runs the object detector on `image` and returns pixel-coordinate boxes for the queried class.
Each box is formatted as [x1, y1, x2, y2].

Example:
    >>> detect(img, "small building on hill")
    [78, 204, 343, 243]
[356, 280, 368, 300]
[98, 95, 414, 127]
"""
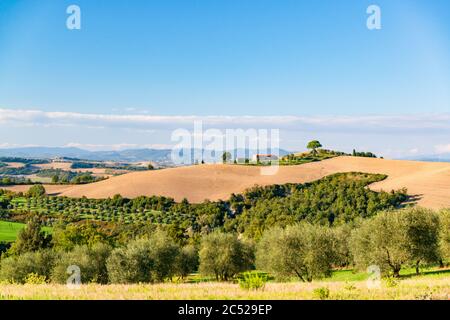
[251, 154, 279, 162]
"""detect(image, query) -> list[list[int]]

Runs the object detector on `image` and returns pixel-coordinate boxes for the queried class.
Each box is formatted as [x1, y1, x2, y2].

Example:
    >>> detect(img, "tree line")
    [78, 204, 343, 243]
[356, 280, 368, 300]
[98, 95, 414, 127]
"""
[1, 207, 449, 284]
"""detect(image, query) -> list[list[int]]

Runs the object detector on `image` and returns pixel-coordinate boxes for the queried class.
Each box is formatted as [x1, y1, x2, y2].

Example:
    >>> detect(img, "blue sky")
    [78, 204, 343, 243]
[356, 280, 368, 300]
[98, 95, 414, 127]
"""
[0, 0, 450, 157]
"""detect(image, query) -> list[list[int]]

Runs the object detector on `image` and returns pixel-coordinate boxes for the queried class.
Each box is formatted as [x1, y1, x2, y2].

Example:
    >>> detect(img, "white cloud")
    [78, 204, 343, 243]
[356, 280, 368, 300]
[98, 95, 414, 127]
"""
[2, 108, 450, 157]
[1, 108, 450, 132]
[435, 144, 450, 154]
[0, 142, 43, 148]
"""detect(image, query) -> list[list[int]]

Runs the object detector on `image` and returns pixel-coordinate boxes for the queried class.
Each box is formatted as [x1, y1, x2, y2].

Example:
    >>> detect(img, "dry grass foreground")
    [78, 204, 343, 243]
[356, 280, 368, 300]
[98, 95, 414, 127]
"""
[4, 156, 450, 209]
[0, 278, 449, 300]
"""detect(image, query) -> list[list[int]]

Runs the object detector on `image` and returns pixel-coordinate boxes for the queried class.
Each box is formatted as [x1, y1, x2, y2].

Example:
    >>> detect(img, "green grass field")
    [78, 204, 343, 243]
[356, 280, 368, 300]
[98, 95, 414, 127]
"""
[0, 220, 52, 243]
[187, 267, 450, 284]
[0, 221, 26, 242]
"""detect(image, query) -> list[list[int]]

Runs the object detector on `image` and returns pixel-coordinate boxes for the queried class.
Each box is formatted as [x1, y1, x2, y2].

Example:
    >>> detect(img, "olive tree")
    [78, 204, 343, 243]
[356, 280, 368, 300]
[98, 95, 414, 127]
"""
[438, 209, 450, 264]
[51, 243, 112, 284]
[256, 223, 335, 282]
[350, 208, 440, 277]
[175, 245, 199, 279]
[199, 232, 254, 281]
[0, 249, 57, 283]
[403, 208, 440, 274]
[330, 223, 354, 268]
[107, 230, 180, 283]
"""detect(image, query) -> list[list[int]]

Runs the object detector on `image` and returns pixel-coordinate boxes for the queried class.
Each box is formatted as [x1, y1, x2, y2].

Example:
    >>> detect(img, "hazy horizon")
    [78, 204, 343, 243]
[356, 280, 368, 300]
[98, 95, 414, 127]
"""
[1, 1, 449, 159]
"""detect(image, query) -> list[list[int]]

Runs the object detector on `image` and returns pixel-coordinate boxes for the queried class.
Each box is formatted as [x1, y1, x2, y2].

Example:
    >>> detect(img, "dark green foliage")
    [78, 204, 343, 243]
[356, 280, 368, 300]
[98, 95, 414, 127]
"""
[307, 140, 322, 154]
[71, 162, 95, 169]
[52, 223, 114, 251]
[8, 218, 52, 255]
[26, 185, 46, 198]
[51, 243, 112, 284]
[175, 245, 199, 279]
[70, 174, 99, 184]
[352, 150, 377, 158]
[235, 173, 407, 238]
[71, 161, 148, 171]
[330, 223, 355, 267]
[0, 157, 49, 165]
[281, 148, 347, 165]
[0, 164, 38, 175]
[0, 242, 11, 255]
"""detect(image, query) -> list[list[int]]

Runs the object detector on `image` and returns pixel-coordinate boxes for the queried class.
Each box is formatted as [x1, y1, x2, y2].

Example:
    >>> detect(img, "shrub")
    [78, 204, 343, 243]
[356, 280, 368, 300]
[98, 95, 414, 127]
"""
[24, 273, 47, 285]
[256, 223, 335, 282]
[384, 276, 399, 288]
[0, 250, 57, 283]
[51, 243, 112, 284]
[238, 272, 267, 290]
[199, 231, 254, 281]
[313, 287, 330, 300]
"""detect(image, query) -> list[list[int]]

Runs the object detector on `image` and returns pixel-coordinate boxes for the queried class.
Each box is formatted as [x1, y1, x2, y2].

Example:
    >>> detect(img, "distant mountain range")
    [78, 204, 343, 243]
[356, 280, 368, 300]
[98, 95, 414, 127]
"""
[403, 154, 450, 163]
[0, 147, 291, 163]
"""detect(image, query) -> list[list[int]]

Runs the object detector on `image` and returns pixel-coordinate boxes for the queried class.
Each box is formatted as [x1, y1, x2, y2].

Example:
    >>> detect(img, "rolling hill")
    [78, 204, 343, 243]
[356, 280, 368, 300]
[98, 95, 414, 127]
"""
[4, 156, 450, 209]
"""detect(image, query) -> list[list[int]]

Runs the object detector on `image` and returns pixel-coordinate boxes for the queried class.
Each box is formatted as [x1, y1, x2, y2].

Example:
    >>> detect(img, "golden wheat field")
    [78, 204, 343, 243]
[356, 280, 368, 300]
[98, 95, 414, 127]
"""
[0, 278, 449, 300]
[4, 156, 450, 209]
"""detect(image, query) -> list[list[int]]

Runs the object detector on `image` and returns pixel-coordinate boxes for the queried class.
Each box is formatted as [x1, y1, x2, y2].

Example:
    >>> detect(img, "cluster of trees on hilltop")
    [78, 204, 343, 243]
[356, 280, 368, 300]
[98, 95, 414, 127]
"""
[281, 140, 379, 166]
[352, 149, 377, 158]
[0, 208, 449, 284]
